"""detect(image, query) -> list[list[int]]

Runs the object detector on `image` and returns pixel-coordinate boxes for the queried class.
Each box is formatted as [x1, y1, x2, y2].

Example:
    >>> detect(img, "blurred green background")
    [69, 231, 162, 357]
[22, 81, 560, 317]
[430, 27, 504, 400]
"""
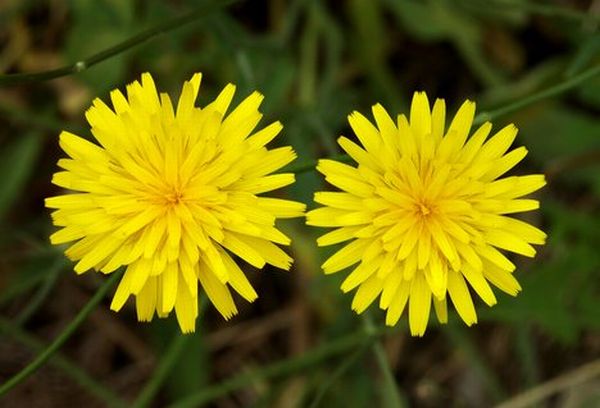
[0, 0, 599, 407]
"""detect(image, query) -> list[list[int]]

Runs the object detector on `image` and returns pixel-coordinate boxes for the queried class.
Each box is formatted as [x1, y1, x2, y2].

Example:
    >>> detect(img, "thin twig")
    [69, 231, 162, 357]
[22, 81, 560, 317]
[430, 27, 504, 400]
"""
[0, 0, 238, 86]
[495, 358, 600, 408]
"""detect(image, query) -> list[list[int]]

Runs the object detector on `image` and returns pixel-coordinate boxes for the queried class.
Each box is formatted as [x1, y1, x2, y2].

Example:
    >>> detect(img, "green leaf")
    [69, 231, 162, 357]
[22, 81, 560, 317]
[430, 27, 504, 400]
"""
[576, 74, 600, 109]
[484, 200, 600, 344]
[517, 104, 600, 193]
[0, 132, 42, 222]
[518, 104, 600, 159]
[567, 33, 600, 77]
[383, 0, 446, 40]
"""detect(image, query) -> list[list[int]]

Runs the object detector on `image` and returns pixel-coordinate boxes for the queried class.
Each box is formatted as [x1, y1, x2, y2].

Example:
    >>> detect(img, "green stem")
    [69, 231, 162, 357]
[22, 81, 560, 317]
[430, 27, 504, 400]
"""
[0, 317, 126, 408]
[0, 271, 121, 396]
[167, 326, 395, 408]
[474, 63, 600, 124]
[363, 314, 406, 408]
[0, 0, 238, 86]
[132, 334, 190, 408]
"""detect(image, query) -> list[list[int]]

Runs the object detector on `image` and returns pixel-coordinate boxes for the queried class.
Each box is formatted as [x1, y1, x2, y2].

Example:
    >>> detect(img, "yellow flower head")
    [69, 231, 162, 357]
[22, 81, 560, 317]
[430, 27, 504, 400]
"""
[307, 92, 546, 336]
[46, 73, 305, 333]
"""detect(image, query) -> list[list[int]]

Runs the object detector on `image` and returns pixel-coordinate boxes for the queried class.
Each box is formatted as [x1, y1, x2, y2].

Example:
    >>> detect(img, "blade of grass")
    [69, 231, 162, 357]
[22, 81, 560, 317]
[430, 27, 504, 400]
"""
[0, 0, 238, 86]
[0, 270, 122, 396]
[0, 317, 127, 408]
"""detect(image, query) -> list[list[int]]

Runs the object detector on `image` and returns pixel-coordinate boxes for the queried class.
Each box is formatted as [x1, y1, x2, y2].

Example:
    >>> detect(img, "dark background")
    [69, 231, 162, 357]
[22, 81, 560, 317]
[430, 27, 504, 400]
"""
[0, 0, 599, 407]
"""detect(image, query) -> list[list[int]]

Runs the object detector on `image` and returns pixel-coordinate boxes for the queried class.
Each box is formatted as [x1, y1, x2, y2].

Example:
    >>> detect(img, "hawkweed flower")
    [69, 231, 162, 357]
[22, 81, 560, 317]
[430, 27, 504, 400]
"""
[46, 73, 305, 332]
[307, 92, 546, 336]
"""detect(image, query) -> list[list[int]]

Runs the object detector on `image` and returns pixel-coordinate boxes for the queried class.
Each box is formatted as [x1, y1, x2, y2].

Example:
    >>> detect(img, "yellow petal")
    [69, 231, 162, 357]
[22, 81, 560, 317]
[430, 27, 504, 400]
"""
[219, 248, 258, 302]
[348, 111, 381, 154]
[322, 238, 372, 274]
[136, 276, 157, 322]
[197, 259, 237, 319]
[461, 264, 496, 306]
[351, 275, 384, 313]
[430, 98, 446, 143]
[408, 274, 432, 337]
[160, 262, 178, 314]
[409, 91, 431, 138]
[174, 276, 198, 333]
[447, 270, 477, 326]
[485, 229, 537, 257]
[341, 256, 383, 293]
[317, 226, 363, 247]
[433, 296, 448, 324]
[385, 282, 410, 326]
[482, 260, 522, 296]
[371, 103, 399, 152]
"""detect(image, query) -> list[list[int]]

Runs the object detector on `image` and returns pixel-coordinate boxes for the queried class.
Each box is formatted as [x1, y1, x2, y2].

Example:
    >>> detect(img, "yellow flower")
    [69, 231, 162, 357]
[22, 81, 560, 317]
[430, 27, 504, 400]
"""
[307, 92, 546, 336]
[46, 73, 305, 333]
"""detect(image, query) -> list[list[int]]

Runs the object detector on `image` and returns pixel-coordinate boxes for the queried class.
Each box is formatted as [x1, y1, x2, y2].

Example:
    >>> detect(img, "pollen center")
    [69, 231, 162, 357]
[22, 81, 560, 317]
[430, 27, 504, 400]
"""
[164, 189, 184, 205]
[413, 197, 436, 219]
[418, 203, 431, 216]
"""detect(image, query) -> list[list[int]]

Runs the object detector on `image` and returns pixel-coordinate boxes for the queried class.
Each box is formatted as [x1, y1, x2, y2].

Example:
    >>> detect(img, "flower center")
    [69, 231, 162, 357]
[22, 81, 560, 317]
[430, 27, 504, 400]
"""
[164, 189, 184, 205]
[413, 197, 436, 221]
[418, 203, 431, 216]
